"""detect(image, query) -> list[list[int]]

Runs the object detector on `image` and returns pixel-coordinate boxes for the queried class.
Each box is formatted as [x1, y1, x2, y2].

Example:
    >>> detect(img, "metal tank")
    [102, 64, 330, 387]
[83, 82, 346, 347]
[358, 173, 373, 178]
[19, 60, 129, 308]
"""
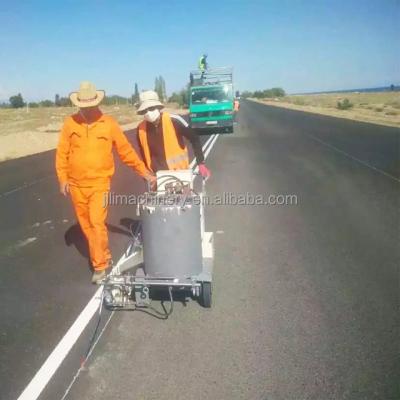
[140, 194, 203, 278]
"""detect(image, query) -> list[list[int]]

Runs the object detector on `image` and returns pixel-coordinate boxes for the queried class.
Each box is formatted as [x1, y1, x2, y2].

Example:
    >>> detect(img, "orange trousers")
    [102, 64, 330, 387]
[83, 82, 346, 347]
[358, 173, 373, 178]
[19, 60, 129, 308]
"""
[69, 186, 111, 271]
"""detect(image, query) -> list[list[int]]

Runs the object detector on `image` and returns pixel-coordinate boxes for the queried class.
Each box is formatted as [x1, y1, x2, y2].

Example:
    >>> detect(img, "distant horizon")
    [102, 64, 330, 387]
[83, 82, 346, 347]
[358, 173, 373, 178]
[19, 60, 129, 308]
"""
[291, 84, 400, 96]
[1, 83, 399, 104]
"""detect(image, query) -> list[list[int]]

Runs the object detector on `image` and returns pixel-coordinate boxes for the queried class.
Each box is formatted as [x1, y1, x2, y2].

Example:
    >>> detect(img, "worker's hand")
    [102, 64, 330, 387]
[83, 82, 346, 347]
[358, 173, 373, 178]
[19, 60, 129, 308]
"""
[198, 163, 211, 179]
[60, 182, 70, 196]
[145, 174, 157, 191]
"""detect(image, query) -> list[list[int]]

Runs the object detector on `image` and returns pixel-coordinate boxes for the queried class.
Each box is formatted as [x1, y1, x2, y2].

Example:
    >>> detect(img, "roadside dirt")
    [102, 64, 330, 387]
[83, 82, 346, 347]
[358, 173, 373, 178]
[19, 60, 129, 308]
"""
[0, 105, 183, 162]
[250, 92, 400, 128]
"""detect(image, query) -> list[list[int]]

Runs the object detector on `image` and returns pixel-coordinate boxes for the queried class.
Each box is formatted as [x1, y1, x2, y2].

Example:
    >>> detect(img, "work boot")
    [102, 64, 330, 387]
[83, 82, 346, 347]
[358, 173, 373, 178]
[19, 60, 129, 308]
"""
[91, 269, 106, 285]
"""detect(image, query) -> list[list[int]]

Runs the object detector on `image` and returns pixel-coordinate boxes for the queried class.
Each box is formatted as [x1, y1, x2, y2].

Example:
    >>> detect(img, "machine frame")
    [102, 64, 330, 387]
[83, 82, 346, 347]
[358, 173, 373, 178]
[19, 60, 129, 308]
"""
[102, 170, 214, 313]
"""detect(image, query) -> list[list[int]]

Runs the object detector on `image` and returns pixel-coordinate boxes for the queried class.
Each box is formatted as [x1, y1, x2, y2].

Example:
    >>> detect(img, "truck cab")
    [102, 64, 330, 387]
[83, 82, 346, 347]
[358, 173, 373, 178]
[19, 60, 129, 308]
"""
[189, 67, 234, 134]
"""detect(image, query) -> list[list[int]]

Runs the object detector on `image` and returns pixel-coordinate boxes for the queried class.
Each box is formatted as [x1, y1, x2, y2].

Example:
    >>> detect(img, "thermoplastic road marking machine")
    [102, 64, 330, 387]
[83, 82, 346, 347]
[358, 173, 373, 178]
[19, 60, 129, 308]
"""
[102, 169, 214, 317]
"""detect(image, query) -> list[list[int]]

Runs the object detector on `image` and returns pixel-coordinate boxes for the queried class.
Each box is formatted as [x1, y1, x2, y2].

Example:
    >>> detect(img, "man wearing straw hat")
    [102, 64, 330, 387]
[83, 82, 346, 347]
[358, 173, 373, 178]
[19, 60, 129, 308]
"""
[56, 81, 154, 284]
[136, 90, 211, 177]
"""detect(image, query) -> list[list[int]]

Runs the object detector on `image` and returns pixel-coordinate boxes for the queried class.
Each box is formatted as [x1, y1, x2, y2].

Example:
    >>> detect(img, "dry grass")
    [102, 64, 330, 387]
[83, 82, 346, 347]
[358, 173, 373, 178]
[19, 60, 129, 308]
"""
[0, 104, 182, 162]
[254, 92, 400, 128]
[0, 104, 141, 137]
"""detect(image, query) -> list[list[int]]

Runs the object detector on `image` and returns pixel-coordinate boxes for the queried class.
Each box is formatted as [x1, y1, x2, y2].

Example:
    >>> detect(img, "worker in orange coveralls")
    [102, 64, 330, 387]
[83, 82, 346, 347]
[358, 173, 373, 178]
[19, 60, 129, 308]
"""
[56, 81, 155, 284]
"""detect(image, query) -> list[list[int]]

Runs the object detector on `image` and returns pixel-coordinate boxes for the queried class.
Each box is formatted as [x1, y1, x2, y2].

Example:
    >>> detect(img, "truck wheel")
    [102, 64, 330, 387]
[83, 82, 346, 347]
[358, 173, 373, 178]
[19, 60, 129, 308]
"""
[200, 282, 212, 308]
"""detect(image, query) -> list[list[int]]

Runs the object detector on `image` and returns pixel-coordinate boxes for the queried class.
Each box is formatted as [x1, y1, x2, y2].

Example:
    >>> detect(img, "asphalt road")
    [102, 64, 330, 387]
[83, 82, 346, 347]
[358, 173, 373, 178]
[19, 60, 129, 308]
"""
[0, 102, 399, 400]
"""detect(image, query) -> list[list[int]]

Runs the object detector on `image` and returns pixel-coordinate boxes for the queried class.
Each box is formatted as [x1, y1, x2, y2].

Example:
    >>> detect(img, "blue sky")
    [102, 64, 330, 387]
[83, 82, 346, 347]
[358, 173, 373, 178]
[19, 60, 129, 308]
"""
[0, 0, 398, 101]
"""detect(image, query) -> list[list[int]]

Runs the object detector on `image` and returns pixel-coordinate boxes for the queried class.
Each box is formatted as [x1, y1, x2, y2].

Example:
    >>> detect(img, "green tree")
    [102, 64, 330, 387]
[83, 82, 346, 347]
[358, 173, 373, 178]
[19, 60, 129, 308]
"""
[261, 88, 285, 98]
[241, 91, 253, 98]
[160, 76, 166, 101]
[154, 77, 160, 98]
[168, 85, 189, 108]
[132, 83, 140, 105]
[9, 93, 25, 108]
[39, 99, 54, 107]
[103, 95, 128, 106]
[337, 98, 353, 110]
[243, 88, 285, 99]
[58, 97, 71, 107]
[168, 92, 181, 104]
[155, 76, 167, 101]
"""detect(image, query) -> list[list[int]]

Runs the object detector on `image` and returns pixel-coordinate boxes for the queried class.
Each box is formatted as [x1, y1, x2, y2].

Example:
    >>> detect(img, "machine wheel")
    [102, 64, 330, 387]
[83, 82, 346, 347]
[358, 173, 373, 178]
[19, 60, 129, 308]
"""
[200, 282, 212, 308]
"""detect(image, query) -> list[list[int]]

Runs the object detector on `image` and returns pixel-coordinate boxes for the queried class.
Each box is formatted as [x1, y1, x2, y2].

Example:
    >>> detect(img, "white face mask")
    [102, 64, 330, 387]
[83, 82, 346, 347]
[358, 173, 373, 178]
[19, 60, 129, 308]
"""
[144, 109, 160, 123]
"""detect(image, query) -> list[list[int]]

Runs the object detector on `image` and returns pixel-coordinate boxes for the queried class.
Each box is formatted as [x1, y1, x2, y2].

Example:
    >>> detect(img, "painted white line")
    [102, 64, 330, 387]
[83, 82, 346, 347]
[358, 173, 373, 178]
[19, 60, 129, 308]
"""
[193, 134, 219, 172]
[17, 132, 221, 400]
[15, 237, 37, 249]
[17, 287, 103, 400]
[0, 176, 53, 198]
[201, 134, 217, 155]
[17, 252, 125, 400]
[203, 134, 219, 160]
[190, 134, 216, 169]
[306, 133, 400, 183]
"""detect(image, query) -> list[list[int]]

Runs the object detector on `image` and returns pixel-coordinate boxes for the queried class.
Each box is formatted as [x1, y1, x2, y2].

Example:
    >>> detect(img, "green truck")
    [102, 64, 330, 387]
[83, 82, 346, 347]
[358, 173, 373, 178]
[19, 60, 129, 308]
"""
[189, 67, 234, 134]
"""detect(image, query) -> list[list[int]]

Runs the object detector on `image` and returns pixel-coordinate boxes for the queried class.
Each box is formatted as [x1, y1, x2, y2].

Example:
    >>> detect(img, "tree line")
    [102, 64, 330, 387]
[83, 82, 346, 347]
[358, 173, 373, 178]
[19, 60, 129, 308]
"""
[168, 84, 190, 107]
[241, 87, 286, 98]
[1, 93, 134, 109]
[2, 76, 170, 109]
[1, 82, 287, 109]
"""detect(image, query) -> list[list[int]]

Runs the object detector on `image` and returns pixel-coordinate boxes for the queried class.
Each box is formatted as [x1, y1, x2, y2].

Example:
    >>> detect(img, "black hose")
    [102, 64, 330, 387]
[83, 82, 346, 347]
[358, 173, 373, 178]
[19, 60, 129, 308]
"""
[81, 288, 105, 366]
[134, 286, 174, 320]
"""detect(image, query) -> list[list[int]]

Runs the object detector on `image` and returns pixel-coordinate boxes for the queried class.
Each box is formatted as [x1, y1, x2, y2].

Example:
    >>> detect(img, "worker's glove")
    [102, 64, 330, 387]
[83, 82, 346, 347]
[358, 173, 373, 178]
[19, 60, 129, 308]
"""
[198, 163, 211, 179]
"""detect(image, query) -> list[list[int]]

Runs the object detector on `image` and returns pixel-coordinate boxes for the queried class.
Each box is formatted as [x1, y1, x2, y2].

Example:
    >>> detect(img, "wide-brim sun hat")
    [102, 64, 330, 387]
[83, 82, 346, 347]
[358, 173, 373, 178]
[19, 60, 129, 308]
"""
[137, 90, 164, 114]
[70, 81, 105, 108]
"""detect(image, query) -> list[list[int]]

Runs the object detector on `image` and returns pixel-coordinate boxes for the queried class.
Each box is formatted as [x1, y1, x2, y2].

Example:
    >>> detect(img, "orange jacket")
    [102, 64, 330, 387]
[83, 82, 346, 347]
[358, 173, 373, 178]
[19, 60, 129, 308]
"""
[56, 113, 150, 188]
[137, 112, 189, 172]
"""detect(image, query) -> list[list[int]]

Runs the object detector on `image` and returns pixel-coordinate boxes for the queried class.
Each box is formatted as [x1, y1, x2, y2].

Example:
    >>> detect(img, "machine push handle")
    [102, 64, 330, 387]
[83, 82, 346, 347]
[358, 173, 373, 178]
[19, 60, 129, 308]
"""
[145, 171, 208, 194]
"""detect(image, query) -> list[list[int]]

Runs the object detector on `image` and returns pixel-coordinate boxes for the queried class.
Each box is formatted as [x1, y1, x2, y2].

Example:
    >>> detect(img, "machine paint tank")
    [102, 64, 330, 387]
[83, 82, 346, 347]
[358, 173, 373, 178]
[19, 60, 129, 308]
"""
[140, 193, 203, 278]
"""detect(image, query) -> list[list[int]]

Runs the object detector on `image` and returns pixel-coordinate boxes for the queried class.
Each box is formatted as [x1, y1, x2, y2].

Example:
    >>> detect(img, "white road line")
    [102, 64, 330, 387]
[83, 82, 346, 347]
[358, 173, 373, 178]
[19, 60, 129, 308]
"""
[17, 132, 221, 400]
[17, 287, 103, 400]
[203, 134, 219, 160]
[191, 134, 216, 168]
[191, 134, 219, 171]
[305, 132, 400, 183]
[0, 176, 53, 198]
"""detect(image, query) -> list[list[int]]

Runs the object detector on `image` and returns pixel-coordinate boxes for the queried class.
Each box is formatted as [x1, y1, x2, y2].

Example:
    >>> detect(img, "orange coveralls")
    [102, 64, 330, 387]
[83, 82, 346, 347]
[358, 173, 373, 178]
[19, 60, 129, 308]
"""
[56, 113, 150, 271]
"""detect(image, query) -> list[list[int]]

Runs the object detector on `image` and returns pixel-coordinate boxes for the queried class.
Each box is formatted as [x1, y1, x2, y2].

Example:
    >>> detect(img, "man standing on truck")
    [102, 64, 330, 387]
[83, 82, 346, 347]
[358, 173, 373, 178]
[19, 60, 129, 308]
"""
[136, 90, 211, 178]
[56, 81, 155, 284]
[198, 54, 208, 71]
[198, 54, 208, 79]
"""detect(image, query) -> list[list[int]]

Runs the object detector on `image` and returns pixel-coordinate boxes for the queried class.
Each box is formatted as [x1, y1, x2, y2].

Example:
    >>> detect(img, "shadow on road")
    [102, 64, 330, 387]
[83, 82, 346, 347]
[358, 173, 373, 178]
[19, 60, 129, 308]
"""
[119, 217, 141, 235]
[64, 224, 89, 261]
[64, 223, 134, 267]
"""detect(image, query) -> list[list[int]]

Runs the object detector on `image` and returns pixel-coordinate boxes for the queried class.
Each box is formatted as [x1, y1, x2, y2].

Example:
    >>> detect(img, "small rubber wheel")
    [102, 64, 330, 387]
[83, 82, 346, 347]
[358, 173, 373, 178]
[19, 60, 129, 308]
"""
[200, 282, 212, 308]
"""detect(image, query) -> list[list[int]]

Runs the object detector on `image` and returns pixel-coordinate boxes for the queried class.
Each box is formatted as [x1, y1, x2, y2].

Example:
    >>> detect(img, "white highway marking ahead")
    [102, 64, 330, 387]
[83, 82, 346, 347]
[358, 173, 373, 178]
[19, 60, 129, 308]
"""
[305, 132, 400, 183]
[17, 133, 220, 400]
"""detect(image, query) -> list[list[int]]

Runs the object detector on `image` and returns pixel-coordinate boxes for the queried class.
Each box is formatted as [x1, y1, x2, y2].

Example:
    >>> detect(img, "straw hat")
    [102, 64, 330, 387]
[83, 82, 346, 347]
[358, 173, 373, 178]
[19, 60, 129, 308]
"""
[69, 81, 105, 108]
[137, 90, 164, 114]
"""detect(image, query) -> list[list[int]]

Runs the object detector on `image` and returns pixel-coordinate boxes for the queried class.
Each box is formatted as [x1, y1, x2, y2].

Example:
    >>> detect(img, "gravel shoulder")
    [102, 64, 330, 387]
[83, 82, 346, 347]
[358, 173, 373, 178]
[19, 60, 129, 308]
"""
[249, 91, 400, 128]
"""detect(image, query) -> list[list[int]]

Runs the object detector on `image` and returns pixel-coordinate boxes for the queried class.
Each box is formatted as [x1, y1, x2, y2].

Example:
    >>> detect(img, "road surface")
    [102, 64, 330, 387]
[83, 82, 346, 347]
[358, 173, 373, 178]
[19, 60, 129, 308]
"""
[0, 102, 398, 400]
